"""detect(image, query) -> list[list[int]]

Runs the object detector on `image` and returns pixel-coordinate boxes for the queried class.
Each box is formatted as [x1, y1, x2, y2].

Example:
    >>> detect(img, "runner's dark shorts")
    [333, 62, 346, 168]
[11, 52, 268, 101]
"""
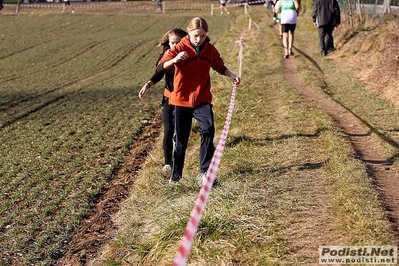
[282, 24, 296, 33]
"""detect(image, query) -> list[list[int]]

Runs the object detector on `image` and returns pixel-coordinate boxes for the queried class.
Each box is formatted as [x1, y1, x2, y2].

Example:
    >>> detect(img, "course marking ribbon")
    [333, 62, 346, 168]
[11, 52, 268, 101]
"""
[172, 82, 237, 266]
[172, 37, 244, 266]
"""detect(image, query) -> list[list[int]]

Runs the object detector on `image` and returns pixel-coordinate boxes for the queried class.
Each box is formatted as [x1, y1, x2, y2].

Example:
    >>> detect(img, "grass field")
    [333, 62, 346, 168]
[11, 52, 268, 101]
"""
[1, 2, 399, 266]
[0, 5, 233, 265]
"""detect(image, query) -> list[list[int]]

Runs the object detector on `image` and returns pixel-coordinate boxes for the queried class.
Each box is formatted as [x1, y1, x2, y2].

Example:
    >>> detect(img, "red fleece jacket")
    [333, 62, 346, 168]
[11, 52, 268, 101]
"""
[158, 35, 227, 108]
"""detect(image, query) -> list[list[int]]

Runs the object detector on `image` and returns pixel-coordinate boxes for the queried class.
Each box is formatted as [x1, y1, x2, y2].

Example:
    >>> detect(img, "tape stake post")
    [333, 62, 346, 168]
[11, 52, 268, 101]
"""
[236, 37, 244, 78]
[172, 82, 238, 266]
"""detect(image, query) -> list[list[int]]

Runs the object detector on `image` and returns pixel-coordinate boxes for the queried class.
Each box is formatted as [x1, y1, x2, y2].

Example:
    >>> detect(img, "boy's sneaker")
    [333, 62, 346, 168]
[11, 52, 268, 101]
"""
[196, 173, 220, 187]
[196, 173, 206, 185]
[163, 165, 172, 172]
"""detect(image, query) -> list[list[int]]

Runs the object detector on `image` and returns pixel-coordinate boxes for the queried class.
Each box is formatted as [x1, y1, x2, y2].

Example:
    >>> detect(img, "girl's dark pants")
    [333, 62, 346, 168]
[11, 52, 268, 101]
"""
[161, 97, 174, 166]
[171, 103, 215, 182]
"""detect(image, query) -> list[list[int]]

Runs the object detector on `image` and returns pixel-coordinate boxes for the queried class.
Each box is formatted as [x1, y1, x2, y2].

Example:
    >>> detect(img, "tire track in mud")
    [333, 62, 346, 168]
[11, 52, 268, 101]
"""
[57, 114, 162, 266]
[0, 40, 53, 61]
[0, 40, 157, 130]
[283, 47, 399, 236]
[1, 41, 104, 85]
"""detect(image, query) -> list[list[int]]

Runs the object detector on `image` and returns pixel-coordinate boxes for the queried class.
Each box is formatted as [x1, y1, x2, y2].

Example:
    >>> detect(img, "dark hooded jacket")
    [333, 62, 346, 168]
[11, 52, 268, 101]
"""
[312, 0, 341, 27]
[148, 53, 175, 100]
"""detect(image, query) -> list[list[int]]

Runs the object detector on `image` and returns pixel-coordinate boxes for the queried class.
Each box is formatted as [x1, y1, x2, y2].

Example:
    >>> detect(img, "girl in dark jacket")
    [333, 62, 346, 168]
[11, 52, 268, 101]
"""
[139, 28, 188, 172]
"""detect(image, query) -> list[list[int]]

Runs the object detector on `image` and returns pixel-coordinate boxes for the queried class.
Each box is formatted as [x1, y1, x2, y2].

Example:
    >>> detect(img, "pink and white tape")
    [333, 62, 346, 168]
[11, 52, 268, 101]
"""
[172, 83, 237, 266]
[4, 0, 265, 10]
[172, 38, 243, 266]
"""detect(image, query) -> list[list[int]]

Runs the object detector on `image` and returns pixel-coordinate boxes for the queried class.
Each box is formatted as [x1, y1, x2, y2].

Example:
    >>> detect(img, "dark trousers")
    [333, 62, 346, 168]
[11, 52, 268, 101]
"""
[161, 97, 174, 166]
[267, 1, 272, 10]
[318, 25, 334, 53]
[171, 103, 215, 181]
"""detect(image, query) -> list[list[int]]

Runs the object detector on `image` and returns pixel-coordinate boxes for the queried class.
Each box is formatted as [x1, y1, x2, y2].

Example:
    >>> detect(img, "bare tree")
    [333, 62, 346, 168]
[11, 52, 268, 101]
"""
[16, 0, 21, 13]
[356, 0, 362, 18]
[382, 0, 391, 13]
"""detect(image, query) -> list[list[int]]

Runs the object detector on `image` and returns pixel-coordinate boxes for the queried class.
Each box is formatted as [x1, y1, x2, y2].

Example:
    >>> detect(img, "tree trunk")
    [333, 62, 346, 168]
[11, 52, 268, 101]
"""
[16, 0, 20, 13]
[356, 0, 362, 18]
[382, 0, 391, 13]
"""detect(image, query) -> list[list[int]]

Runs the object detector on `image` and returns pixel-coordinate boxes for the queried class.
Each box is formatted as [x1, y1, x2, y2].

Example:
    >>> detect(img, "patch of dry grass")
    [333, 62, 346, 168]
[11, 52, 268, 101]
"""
[334, 16, 399, 109]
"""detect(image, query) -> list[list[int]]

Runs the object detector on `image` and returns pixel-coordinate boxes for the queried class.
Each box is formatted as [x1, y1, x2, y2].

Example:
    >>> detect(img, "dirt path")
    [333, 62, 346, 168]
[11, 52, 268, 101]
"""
[283, 49, 399, 237]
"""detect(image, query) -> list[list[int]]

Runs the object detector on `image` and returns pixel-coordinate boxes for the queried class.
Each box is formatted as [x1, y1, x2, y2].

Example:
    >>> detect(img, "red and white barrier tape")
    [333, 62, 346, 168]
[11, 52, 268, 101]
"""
[172, 83, 237, 266]
[172, 37, 244, 266]
[228, 0, 266, 7]
[4, 0, 265, 10]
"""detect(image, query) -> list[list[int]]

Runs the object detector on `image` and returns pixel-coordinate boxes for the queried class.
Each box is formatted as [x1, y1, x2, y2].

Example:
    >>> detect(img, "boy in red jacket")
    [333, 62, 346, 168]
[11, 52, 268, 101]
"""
[158, 17, 240, 184]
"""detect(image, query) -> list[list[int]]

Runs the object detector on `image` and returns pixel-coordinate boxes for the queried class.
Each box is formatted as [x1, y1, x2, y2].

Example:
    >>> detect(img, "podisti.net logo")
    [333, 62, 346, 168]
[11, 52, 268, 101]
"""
[319, 246, 397, 264]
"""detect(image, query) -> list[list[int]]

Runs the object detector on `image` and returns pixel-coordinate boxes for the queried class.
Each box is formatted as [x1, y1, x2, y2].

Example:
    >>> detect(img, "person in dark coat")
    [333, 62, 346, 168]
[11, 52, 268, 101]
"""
[156, 0, 162, 11]
[312, 0, 341, 56]
[139, 28, 188, 172]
